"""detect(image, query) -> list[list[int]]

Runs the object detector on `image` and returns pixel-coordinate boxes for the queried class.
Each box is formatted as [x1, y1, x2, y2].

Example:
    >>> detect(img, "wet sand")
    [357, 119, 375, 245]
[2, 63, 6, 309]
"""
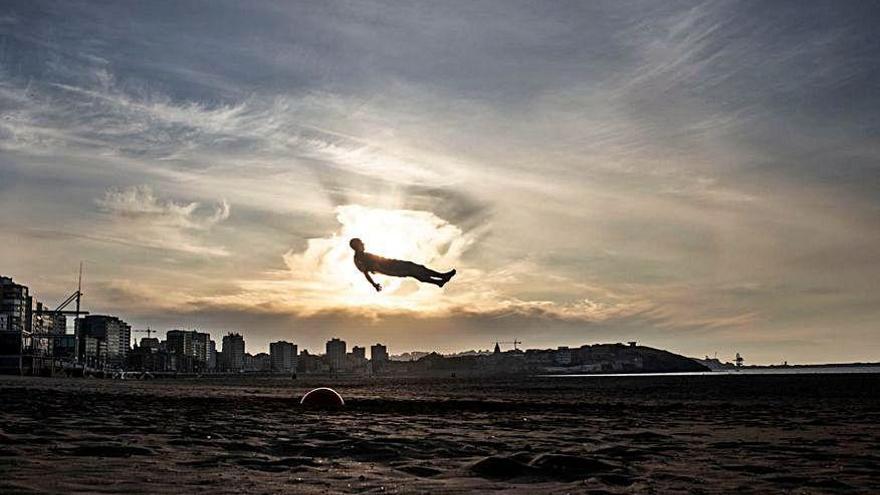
[1, 373, 879, 494]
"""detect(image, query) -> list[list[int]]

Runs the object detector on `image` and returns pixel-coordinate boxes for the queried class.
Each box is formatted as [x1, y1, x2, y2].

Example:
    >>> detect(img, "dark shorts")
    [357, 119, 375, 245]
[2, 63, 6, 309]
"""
[375, 260, 422, 277]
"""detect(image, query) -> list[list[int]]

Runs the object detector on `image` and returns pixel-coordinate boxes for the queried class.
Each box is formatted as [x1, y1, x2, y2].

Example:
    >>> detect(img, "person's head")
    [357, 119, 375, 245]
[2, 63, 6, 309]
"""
[349, 238, 365, 252]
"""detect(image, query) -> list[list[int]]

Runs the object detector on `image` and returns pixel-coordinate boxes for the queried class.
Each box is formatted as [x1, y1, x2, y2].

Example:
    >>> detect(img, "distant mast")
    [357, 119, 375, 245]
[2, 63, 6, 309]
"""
[75, 261, 83, 323]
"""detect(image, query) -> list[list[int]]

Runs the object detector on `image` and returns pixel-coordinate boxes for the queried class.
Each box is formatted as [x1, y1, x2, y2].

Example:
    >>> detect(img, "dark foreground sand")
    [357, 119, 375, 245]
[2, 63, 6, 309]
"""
[1, 373, 879, 494]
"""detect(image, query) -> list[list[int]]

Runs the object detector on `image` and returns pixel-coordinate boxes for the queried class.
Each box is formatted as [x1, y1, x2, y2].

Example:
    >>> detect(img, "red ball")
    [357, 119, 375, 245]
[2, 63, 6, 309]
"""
[300, 387, 345, 408]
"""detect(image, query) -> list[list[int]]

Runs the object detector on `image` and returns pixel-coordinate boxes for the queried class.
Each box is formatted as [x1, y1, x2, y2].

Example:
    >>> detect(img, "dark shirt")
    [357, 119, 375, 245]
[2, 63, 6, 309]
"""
[354, 251, 387, 274]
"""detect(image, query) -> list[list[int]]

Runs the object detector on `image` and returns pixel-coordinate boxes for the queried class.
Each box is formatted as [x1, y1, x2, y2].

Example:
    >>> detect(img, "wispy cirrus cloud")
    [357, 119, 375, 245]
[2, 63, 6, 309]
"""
[94, 185, 230, 256]
[1, 67, 465, 186]
[96, 185, 229, 230]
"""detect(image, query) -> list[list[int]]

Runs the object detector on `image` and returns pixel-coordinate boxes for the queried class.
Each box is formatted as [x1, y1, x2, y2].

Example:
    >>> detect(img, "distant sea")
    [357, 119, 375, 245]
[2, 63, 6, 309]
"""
[546, 365, 880, 378]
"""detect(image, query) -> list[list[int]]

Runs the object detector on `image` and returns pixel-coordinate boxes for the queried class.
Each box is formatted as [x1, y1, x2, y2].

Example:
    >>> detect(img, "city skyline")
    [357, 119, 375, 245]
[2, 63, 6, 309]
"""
[3, 2, 880, 364]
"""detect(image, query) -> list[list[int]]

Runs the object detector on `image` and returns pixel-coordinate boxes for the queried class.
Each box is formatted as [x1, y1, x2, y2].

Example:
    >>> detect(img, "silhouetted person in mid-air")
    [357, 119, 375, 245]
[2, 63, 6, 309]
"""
[350, 238, 455, 292]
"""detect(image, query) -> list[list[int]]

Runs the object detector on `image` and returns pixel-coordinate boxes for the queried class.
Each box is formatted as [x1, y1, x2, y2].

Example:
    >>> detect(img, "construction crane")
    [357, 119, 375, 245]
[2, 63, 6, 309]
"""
[498, 339, 523, 351]
[26, 263, 87, 372]
[134, 327, 157, 339]
[32, 262, 89, 319]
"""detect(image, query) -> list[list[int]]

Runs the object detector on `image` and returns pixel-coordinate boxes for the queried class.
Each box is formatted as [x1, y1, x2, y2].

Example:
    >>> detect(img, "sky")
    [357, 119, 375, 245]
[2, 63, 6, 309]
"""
[2, 1, 879, 364]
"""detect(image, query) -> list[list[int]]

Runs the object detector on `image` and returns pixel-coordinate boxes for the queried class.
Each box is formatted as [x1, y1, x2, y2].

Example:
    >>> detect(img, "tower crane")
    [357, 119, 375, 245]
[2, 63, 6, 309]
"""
[27, 263, 88, 371]
[133, 327, 157, 338]
[497, 339, 523, 351]
[32, 262, 89, 321]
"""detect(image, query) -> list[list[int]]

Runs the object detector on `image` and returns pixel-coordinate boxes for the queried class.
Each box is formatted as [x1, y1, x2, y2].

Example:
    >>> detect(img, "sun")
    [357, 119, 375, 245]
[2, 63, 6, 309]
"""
[281, 204, 472, 312]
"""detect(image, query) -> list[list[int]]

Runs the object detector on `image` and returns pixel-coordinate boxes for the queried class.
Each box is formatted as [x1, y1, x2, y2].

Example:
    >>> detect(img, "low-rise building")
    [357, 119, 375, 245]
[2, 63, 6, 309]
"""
[251, 352, 271, 372]
[554, 346, 572, 366]
[297, 350, 327, 374]
[52, 334, 77, 361]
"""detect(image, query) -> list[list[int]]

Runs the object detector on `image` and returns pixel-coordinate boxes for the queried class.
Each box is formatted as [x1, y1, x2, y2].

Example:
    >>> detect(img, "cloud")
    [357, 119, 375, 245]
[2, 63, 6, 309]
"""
[96, 185, 229, 230]
[207, 203, 476, 315]
[184, 203, 652, 327]
[94, 185, 230, 256]
[0, 66, 466, 188]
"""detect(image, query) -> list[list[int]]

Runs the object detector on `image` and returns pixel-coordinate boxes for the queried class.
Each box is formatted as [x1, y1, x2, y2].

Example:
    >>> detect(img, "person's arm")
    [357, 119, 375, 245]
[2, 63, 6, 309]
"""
[363, 271, 381, 292]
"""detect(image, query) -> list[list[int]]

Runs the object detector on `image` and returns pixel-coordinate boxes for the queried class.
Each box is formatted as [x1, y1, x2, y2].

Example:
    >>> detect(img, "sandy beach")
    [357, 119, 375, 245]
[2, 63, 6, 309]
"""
[1, 373, 878, 494]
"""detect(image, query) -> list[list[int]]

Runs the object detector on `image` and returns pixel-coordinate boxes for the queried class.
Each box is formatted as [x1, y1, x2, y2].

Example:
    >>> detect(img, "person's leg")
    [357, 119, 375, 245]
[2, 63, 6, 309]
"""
[422, 266, 447, 278]
[415, 267, 445, 285]
[409, 273, 442, 286]
[418, 265, 456, 282]
[393, 262, 441, 285]
[388, 261, 452, 286]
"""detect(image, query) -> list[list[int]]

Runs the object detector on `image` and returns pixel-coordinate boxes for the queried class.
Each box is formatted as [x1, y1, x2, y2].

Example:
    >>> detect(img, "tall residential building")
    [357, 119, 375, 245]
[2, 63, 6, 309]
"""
[166, 330, 193, 357]
[269, 341, 297, 373]
[192, 332, 210, 363]
[326, 337, 346, 371]
[76, 315, 132, 369]
[166, 330, 212, 371]
[29, 301, 53, 357]
[32, 302, 52, 334]
[347, 345, 367, 374]
[49, 313, 67, 335]
[206, 339, 217, 371]
[1, 276, 31, 333]
[370, 343, 388, 363]
[0, 276, 31, 373]
[222, 332, 245, 371]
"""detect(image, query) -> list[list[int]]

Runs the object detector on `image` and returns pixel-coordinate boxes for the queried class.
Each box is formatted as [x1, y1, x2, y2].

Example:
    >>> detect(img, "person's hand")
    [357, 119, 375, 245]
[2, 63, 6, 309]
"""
[373, 283, 382, 292]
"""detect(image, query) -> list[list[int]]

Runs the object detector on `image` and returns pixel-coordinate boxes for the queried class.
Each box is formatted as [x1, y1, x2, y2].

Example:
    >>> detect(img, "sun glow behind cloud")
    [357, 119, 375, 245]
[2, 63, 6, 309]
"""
[211, 204, 652, 326]
[247, 204, 474, 314]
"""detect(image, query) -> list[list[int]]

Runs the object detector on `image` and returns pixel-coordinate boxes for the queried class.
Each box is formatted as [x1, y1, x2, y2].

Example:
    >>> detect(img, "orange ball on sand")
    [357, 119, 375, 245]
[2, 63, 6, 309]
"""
[300, 387, 345, 408]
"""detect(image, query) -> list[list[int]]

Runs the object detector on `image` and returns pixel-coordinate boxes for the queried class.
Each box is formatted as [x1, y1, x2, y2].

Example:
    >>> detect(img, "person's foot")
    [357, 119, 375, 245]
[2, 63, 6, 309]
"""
[444, 269, 456, 280]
